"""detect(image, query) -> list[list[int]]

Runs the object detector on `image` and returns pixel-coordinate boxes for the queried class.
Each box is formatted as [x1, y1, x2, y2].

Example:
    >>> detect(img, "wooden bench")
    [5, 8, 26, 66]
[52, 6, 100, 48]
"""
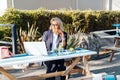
[101, 37, 120, 62]
[101, 46, 117, 62]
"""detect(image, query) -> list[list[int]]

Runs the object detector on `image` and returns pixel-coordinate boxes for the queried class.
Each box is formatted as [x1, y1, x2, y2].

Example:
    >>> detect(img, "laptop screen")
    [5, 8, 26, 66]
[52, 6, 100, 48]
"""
[23, 41, 48, 56]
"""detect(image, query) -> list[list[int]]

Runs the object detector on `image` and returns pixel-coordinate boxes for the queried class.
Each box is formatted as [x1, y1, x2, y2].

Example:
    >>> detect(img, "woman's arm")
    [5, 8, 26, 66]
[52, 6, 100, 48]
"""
[57, 30, 67, 48]
[42, 31, 48, 42]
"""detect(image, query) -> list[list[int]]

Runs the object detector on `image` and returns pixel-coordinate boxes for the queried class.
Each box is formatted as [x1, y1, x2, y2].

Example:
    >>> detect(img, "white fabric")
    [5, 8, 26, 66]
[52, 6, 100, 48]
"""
[52, 33, 58, 51]
[116, 75, 120, 80]
[92, 74, 103, 80]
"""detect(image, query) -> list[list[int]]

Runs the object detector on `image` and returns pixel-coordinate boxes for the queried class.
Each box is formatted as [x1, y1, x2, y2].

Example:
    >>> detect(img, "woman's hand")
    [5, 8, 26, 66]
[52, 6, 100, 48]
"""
[57, 29, 66, 47]
[57, 29, 64, 39]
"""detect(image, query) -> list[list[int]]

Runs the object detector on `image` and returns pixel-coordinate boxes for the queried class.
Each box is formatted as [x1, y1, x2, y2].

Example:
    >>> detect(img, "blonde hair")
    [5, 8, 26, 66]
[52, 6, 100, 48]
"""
[49, 17, 64, 31]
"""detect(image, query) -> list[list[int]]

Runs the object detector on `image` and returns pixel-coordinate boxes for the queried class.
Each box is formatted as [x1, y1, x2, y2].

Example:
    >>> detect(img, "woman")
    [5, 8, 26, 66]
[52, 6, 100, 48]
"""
[42, 17, 67, 80]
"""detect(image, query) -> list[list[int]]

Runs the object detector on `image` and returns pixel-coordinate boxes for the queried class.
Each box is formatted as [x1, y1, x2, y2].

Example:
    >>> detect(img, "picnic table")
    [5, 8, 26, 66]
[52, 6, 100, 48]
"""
[0, 48, 97, 80]
[93, 24, 120, 62]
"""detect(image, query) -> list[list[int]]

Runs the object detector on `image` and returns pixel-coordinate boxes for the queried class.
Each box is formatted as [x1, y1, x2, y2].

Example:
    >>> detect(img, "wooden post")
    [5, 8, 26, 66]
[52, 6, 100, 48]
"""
[82, 56, 91, 76]
[63, 57, 81, 76]
[0, 67, 16, 80]
[109, 50, 115, 62]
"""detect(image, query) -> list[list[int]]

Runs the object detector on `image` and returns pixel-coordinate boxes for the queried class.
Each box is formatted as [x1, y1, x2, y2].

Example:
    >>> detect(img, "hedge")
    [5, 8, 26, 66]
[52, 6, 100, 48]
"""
[0, 8, 120, 36]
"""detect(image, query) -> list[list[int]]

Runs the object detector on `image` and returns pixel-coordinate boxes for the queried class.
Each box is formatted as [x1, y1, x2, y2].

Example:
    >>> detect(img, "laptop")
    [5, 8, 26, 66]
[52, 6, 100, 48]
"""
[23, 41, 48, 56]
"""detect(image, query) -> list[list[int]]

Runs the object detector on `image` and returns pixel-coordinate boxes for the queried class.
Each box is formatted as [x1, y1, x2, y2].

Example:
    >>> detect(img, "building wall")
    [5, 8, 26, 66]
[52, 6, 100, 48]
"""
[7, 0, 13, 8]
[1, 0, 120, 16]
[14, 0, 76, 10]
[0, 0, 7, 16]
[13, 0, 109, 10]
[78, 0, 107, 10]
[112, 0, 120, 10]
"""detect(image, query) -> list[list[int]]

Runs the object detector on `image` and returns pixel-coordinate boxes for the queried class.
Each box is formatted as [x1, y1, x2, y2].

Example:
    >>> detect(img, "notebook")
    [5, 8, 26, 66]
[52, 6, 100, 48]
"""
[23, 41, 48, 56]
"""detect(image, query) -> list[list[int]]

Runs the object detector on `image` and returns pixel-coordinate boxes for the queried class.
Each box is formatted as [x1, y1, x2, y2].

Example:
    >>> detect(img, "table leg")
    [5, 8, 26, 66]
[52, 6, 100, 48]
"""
[0, 67, 16, 80]
[114, 38, 118, 47]
[109, 50, 115, 62]
[63, 57, 81, 76]
[82, 56, 91, 76]
[114, 38, 120, 47]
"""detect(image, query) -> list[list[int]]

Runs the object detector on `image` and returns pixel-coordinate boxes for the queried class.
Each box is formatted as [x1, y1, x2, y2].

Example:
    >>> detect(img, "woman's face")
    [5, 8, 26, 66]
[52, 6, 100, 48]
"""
[51, 21, 60, 34]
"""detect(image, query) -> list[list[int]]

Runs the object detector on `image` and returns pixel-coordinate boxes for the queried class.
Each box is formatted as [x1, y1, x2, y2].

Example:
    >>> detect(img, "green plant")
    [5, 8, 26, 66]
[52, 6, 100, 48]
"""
[17, 22, 42, 53]
[66, 35, 79, 49]
[0, 27, 12, 41]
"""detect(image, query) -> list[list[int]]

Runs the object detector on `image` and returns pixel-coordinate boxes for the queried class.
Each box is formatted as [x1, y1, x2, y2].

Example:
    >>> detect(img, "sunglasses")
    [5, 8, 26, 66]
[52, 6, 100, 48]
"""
[51, 24, 59, 27]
